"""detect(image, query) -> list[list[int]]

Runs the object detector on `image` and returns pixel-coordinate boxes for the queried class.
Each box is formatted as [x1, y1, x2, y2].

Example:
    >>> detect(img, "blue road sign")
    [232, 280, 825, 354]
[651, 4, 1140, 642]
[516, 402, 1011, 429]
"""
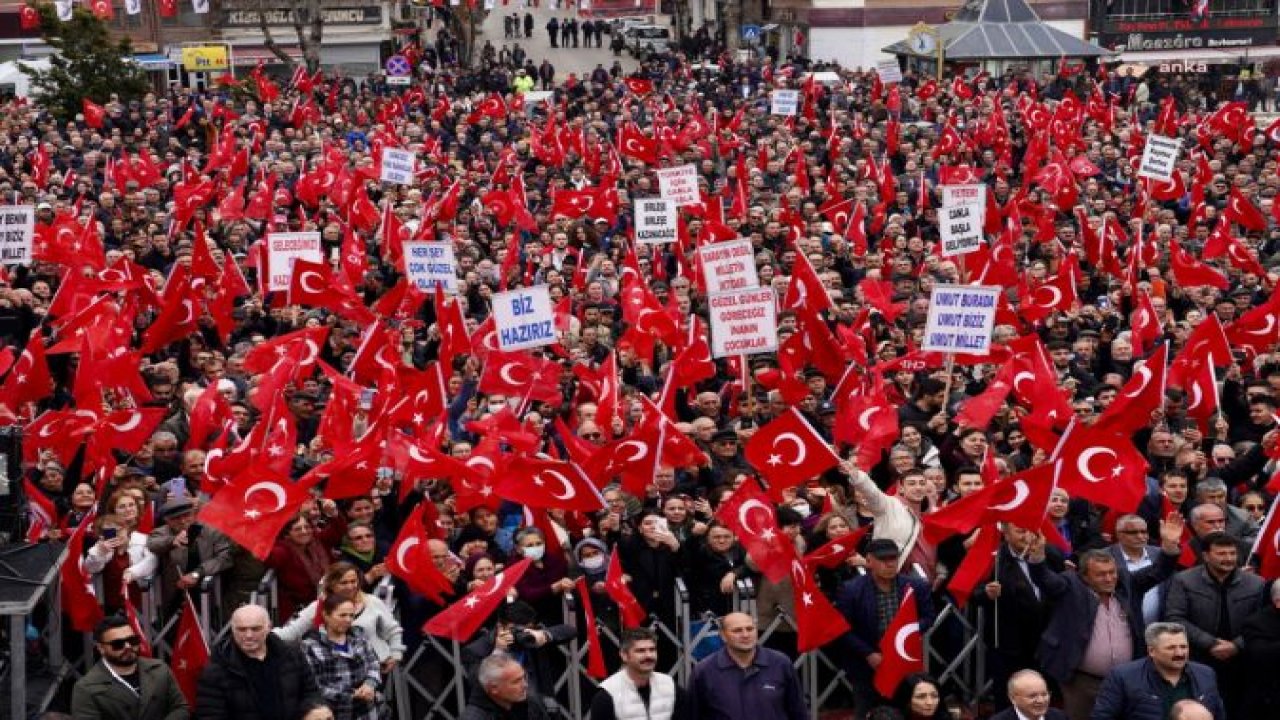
[384, 54, 411, 77]
[741, 24, 762, 42]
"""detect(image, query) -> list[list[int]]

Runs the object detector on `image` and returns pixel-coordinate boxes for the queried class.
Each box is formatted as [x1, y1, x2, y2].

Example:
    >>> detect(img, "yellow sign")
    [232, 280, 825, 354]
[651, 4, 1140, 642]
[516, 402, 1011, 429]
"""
[181, 46, 229, 72]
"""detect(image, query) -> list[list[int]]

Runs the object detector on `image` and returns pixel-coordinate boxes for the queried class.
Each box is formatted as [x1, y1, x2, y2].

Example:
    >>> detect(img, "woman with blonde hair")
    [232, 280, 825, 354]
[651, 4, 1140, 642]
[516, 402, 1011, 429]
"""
[274, 560, 404, 673]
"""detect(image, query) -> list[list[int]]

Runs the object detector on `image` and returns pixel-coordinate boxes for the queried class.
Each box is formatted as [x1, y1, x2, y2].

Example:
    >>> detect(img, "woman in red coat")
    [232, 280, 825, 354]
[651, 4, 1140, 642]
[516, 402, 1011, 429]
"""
[267, 506, 347, 620]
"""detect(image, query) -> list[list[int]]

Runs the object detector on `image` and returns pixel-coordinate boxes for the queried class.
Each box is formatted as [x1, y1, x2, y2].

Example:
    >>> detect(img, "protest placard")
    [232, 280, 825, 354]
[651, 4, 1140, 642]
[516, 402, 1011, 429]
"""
[634, 198, 678, 245]
[656, 164, 700, 207]
[492, 285, 556, 351]
[0, 205, 35, 265]
[939, 185, 986, 257]
[380, 147, 416, 185]
[708, 287, 778, 358]
[403, 241, 458, 294]
[267, 232, 322, 292]
[698, 238, 759, 293]
[1137, 134, 1181, 182]
[876, 59, 904, 84]
[922, 284, 1000, 354]
[770, 89, 800, 116]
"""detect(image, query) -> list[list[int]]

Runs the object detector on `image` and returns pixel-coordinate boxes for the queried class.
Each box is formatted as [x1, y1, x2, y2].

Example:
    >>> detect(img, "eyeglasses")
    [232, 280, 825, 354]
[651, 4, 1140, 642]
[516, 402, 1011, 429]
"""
[582, 432, 602, 440]
[103, 635, 142, 650]
[1243, 504, 1265, 511]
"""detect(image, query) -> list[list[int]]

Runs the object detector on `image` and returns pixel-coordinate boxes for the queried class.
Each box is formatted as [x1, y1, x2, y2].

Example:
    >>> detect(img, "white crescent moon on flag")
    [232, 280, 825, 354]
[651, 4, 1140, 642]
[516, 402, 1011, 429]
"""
[299, 271, 325, 295]
[467, 456, 496, 475]
[110, 412, 143, 434]
[857, 407, 879, 432]
[1187, 381, 1204, 411]
[537, 469, 577, 500]
[988, 480, 1029, 512]
[737, 499, 772, 537]
[395, 536, 420, 569]
[894, 622, 921, 662]
[498, 362, 528, 386]
[1076, 447, 1115, 484]
[1013, 371, 1036, 397]
[1038, 286, 1063, 309]
[617, 440, 648, 462]
[1124, 365, 1153, 399]
[243, 481, 288, 513]
[772, 432, 808, 465]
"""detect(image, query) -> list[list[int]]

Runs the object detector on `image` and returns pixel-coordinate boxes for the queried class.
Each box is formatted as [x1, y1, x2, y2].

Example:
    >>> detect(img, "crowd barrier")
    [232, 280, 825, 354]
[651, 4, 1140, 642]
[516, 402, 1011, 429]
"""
[74, 570, 991, 720]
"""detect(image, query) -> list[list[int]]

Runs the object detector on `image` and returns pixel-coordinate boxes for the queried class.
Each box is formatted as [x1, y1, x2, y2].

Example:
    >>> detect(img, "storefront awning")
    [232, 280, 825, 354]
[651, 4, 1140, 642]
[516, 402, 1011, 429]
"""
[132, 53, 173, 70]
[229, 46, 303, 67]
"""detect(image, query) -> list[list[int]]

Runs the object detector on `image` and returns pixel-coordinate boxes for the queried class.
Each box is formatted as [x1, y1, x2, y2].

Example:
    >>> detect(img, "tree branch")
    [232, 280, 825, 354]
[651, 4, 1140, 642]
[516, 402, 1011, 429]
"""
[256, 3, 297, 67]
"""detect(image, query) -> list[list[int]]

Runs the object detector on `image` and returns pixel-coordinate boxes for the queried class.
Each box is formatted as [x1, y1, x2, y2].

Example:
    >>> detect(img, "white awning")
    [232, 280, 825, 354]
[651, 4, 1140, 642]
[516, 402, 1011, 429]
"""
[1117, 47, 1259, 65]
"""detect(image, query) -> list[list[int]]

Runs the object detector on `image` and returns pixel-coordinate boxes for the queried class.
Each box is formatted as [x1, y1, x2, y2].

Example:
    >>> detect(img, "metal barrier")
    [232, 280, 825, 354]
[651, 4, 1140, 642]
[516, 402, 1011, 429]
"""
[75, 563, 991, 720]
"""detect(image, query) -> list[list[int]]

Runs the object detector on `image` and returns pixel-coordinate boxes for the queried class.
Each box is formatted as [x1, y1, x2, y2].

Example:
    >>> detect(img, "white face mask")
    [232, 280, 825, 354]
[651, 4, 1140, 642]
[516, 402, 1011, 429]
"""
[791, 503, 811, 519]
[579, 555, 605, 571]
[521, 545, 546, 561]
[487, 402, 506, 414]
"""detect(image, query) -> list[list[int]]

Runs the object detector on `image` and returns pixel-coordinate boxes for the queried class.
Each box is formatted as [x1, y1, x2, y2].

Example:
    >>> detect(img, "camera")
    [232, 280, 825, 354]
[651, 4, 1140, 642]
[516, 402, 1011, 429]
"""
[510, 625, 541, 649]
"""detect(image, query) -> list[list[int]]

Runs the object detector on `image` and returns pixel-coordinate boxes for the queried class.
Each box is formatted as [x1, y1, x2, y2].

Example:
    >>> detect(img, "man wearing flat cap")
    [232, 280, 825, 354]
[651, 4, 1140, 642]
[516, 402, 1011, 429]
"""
[147, 494, 235, 617]
[834, 538, 936, 714]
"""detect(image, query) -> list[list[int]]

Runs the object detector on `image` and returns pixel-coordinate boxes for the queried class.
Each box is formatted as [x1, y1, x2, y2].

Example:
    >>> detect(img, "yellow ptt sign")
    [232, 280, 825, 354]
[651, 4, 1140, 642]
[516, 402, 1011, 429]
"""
[181, 46, 230, 72]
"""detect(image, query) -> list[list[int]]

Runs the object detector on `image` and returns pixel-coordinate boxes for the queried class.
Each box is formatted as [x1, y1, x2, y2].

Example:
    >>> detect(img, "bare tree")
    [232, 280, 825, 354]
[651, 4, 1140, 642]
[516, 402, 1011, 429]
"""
[440, 5, 489, 67]
[244, 0, 324, 72]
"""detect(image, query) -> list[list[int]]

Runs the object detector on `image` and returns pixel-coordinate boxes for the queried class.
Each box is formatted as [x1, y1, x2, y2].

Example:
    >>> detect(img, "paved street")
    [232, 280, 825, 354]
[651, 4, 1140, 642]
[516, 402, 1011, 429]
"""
[476, 1, 658, 76]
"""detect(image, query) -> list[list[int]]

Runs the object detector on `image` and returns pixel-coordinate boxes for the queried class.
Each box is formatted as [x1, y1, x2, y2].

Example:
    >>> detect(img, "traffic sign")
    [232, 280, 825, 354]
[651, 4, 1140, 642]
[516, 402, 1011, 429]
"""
[384, 54, 411, 77]
[741, 24, 762, 42]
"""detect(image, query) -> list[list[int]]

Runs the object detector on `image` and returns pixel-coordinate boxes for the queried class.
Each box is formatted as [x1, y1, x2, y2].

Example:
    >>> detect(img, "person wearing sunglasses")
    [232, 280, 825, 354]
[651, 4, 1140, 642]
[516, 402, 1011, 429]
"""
[71, 615, 189, 720]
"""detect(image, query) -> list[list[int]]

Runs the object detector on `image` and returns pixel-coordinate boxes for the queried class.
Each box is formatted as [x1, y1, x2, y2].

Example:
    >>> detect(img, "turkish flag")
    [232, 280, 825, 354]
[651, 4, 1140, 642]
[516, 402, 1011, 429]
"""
[157, 0, 177, 15]
[1130, 291, 1163, 353]
[90, 0, 114, 20]
[242, 325, 329, 376]
[122, 587, 153, 657]
[715, 478, 796, 582]
[1055, 427, 1149, 513]
[0, 329, 54, 411]
[1095, 343, 1168, 435]
[197, 467, 313, 560]
[82, 98, 107, 129]
[575, 577, 609, 679]
[874, 586, 925, 698]
[171, 595, 209, 707]
[19, 4, 40, 30]
[24, 478, 56, 543]
[834, 391, 899, 470]
[782, 250, 832, 312]
[623, 76, 655, 95]
[924, 462, 1057, 542]
[386, 502, 457, 604]
[618, 123, 660, 165]
[1251, 495, 1280, 580]
[606, 549, 647, 628]
[1181, 354, 1220, 430]
[1225, 186, 1268, 231]
[496, 456, 605, 513]
[186, 381, 234, 451]
[668, 321, 717, 388]
[1169, 239, 1228, 290]
[804, 525, 870, 571]
[1227, 298, 1280, 352]
[423, 557, 533, 642]
[479, 350, 561, 404]
[954, 361, 1014, 430]
[789, 557, 851, 652]
[744, 407, 840, 489]
[61, 520, 104, 632]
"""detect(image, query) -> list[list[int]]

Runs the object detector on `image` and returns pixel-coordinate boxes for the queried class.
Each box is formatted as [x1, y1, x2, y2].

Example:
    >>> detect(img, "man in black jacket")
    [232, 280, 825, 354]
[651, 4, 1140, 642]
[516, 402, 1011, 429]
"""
[462, 652, 551, 720]
[195, 604, 329, 720]
[1240, 582, 1280, 720]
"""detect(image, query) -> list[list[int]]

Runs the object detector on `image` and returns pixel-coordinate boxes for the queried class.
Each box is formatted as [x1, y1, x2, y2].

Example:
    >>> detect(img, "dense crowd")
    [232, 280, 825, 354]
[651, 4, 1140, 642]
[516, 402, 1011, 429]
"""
[5, 13, 1280, 720]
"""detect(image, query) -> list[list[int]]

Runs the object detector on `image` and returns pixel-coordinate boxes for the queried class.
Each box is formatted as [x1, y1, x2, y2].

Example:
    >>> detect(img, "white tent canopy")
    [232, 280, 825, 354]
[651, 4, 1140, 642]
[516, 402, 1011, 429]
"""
[0, 58, 52, 98]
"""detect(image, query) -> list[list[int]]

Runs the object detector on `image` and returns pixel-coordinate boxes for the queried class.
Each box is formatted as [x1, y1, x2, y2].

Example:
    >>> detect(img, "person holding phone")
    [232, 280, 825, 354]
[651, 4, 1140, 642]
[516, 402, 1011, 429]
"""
[83, 493, 158, 614]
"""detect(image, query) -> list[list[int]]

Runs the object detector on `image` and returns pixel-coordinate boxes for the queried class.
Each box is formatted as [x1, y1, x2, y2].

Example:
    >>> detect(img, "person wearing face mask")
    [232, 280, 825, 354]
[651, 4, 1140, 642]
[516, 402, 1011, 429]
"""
[510, 527, 575, 620]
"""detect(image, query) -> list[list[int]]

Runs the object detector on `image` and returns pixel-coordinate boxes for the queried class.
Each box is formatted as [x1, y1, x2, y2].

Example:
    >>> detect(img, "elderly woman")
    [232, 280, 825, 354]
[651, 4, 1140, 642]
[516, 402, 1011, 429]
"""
[275, 561, 404, 673]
